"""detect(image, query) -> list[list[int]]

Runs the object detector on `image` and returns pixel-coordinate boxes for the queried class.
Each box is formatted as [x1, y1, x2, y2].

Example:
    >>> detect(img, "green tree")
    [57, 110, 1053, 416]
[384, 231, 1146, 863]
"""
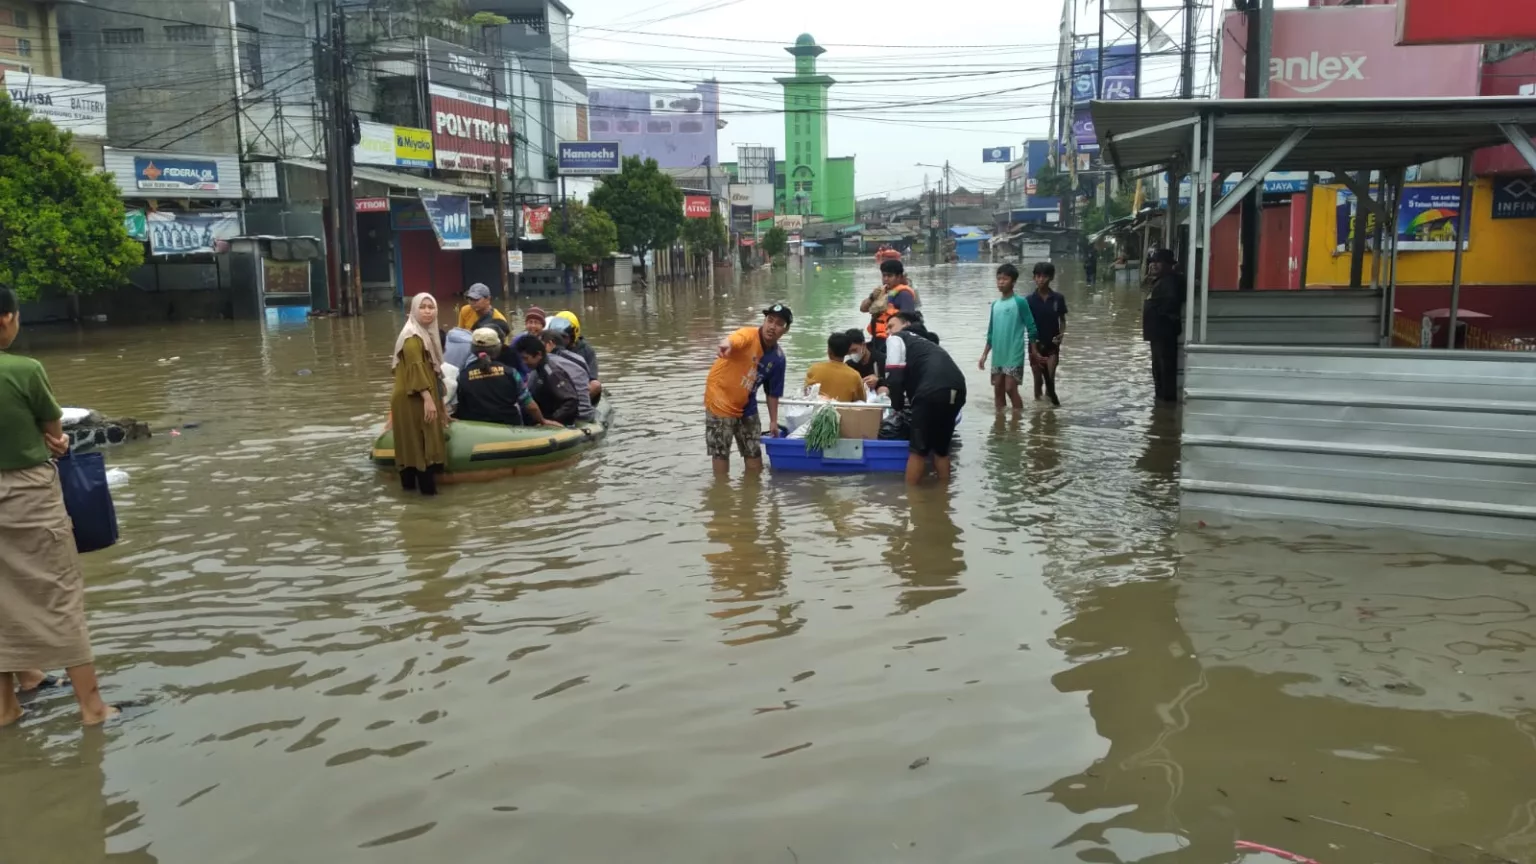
[680, 210, 728, 258]
[1034, 162, 1073, 199]
[545, 200, 618, 269]
[761, 226, 788, 259]
[588, 156, 685, 263]
[0, 100, 143, 302]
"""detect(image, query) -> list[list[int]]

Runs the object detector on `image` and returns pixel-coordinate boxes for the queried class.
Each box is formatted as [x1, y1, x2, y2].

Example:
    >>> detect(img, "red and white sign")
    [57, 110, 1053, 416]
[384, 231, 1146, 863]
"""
[1397, 0, 1536, 46]
[428, 84, 512, 174]
[355, 197, 390, 213]
[683, 195, 712, 219]
[1220, 6, 1481, 100]
[522, 205, 552, 238]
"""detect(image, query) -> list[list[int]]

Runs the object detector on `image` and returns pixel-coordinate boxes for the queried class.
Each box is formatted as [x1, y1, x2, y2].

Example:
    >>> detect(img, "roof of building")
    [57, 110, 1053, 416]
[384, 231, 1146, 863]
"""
[796, 33, 817, 46]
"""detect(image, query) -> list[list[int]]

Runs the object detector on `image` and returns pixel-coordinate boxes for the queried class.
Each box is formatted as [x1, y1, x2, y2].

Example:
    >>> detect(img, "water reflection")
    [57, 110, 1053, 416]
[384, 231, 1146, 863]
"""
[704, 476, 797, 645]
[886, 487, 966, 615]
[0, 729, 156, 864]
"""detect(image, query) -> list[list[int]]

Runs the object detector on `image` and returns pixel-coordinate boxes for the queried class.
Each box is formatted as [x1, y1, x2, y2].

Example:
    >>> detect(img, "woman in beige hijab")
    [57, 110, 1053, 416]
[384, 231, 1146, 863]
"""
[391, 293, 448, 495]
[0, 287, 117, 726]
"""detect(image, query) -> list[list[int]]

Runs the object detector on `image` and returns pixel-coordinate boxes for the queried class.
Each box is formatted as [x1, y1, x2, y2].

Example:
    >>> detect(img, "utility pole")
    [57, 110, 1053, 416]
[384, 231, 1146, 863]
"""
[488, 43, 510, 301]
[1239, 0, 1273, 290]
[320, 0, 360, 315]
[1166, 0, 1198, 260]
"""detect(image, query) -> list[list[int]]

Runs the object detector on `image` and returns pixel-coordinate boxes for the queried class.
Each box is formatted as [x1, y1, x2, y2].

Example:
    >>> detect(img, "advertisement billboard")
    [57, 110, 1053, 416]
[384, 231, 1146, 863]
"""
[146, 210, 241, 256]
[522, 205, 552, 239]
[736, 145, 775, 185]
[354, 121, 435, 169]
[589, 84, 720, 171]
[1335, 183, 1469, 252]
[135, 157, 220, 192]
[558, 141, 621, 175]
[1491, 178, 1536, 220]
[728, 184, 773, 209]
[729, 205, 753, 233]
[423, 37, 510, 173]
[983, 146, 1013, 163]
[420, 192, 472, 251]
[1397, 0, 1536, 46]
[1071, 45, 1138, 153]
[774, 215, 805, 231]
[0, 72, 107, 138]
[684, 196, 712, 219]
[1220, 6, 1482, 99]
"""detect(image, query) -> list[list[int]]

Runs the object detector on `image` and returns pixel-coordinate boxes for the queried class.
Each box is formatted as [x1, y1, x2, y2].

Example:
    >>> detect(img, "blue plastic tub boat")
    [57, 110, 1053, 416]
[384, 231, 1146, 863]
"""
[762, 437, 912, 473]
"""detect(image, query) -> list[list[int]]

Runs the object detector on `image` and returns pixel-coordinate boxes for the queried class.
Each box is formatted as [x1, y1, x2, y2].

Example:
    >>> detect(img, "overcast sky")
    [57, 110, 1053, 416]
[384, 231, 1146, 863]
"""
[568, 0, 1312, 198]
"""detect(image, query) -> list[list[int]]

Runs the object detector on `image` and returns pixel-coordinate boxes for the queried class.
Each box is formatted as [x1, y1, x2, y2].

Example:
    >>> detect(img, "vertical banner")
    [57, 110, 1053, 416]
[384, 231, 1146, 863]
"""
[420, 193, 472, 251]
[1071, 45, 1138, 154]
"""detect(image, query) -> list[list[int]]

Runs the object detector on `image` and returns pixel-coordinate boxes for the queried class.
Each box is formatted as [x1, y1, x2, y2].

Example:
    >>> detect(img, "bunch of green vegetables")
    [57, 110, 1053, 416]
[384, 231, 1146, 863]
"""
[803, 404, 842, 453]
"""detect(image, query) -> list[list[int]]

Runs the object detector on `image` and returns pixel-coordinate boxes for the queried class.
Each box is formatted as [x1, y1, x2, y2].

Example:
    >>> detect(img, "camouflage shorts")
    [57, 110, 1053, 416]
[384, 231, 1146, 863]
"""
[705, 412, 763, 460]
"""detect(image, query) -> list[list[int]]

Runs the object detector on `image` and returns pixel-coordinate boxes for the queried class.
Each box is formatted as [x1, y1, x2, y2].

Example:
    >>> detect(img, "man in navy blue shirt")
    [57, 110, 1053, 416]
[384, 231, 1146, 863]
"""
[1025, 262, 1068, 406]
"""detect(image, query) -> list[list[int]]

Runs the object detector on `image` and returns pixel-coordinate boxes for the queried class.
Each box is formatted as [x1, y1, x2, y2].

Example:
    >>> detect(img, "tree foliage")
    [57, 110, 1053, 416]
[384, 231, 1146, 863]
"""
[761, 226, 788, 259]
[587, 156, 685, 257]
[545, 200, 618, 269]
[680, 209, 728, 257]
[0, 100, 143, 301]
[1033, 162, 1073, 200]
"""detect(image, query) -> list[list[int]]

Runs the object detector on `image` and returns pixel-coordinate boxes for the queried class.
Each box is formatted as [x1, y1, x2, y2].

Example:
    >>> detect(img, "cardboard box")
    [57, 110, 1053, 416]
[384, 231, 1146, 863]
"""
[836, 406, 884, 440]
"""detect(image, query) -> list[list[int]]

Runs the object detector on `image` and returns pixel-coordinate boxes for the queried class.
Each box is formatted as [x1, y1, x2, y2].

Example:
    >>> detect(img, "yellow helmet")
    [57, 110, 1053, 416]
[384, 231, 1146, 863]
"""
[554, 310, 581, 340]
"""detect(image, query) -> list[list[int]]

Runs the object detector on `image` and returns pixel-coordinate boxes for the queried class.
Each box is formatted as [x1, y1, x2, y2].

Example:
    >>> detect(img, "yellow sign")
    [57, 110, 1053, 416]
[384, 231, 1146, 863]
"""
[394, 127, 434, 169]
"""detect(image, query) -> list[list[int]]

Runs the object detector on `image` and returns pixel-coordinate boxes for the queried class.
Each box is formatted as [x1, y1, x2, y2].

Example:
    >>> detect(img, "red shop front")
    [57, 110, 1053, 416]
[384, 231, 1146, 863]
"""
[391, 197, 463, 304]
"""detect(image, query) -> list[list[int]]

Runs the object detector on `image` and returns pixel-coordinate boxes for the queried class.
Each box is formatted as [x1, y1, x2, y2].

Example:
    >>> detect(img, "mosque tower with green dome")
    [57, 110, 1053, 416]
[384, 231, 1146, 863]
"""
[777, 33, 836, 218]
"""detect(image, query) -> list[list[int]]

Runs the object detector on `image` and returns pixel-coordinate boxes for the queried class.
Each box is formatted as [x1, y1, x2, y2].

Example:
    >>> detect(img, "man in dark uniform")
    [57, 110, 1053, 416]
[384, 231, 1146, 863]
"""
[884, 311, 966, 485]
[1143, 249, 1185, 404]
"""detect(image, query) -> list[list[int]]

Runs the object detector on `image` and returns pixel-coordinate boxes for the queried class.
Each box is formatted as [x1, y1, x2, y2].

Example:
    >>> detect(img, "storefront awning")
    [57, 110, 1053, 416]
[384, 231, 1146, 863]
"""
[282, 160, 486, 196]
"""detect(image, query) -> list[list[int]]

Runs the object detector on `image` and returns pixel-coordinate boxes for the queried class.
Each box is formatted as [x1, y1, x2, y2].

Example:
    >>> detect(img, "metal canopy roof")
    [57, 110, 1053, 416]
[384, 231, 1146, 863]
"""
[1091, 97, 1536, 174]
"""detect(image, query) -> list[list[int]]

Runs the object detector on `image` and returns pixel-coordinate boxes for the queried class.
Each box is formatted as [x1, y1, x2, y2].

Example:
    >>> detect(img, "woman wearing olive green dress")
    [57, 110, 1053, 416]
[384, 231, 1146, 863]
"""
[390, 293, 448, 495]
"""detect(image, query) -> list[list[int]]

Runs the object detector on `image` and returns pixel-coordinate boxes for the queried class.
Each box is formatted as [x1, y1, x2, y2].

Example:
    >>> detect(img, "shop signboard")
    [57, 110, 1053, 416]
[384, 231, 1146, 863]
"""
[355, 197, 390, 213]
[420, 192, 472, 251]
[507, 250, 524, 274]
[730, 205, 753, 233]
[1071, 45, 1138, 154]
[1220, 6, 1481, 99]
[391, 199, 431, 231]
[145, 210, 241, 256]
[684, 195, 712, 218]
[424, 38, 509, 174]
[1, 72, 107, 137]
[557, 141, 621, 175]
[135, 157, 220, 192]
[522, 205, 551, 239]
[354, 121, 434, 169]
[982, 147, 1013, 163]
[774, 215, 805, 231]
[1491, 177, 1536, 220]
[1396, 0, 1536, 45]
[1335, 183, 1469, 252]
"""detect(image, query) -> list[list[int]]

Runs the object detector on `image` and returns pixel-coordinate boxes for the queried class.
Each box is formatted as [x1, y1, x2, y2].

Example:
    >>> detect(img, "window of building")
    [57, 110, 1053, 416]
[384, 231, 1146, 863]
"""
[166, 24, 210, 42]
[103, 28, 146, 45]
[14, 9, 28, 28]
[0, 10, 11, 26]
[16, 38, 30, 57]
[59, 31, 73, 49]
[507, 13, 546, 35]
[646, 119, 672, 134]
[679, 120, 703, 134]
[237, 25, 262, 89]
[591, 118, 610, 133]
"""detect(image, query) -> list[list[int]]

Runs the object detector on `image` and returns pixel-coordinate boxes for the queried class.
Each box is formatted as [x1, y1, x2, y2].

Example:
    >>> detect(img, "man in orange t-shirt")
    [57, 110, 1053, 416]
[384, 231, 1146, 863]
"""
[703, 303, 791, 474]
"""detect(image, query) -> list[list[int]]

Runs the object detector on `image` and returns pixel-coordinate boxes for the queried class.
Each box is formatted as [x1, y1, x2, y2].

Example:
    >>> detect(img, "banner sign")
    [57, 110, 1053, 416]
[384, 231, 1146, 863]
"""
[354, 121, 434, 169]
[1397, 0, 1536, 46]
[355, 197, 390, 213]
[1071, 45, 1138, 153]
[1, 72, 107, 137]
[730, 204, 753, 233]
[1492, 177, 1536, 220]
[684, 195, 712, 218]
[507, 250, 524, 274]
[557, 141, 621, 175]
[123, 209, 147, 241]
[420, 192, 471, 251]
[424, 37, 493, 96]
[135, 157, 220, 192]
[982, 146, 1013, 163]
[1335, 183, 1469, 252]
[1221, 7, 1481, 99]
[146, 210, 241, 256]
[429, 88, 511, 173]
[522, 205, 551, 239]
[774, 214, 805, 231]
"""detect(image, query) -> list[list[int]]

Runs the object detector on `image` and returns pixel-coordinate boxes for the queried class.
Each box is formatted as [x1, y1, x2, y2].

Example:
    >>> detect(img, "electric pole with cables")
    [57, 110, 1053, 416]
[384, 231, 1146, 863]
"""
[319, 0, 361, 315]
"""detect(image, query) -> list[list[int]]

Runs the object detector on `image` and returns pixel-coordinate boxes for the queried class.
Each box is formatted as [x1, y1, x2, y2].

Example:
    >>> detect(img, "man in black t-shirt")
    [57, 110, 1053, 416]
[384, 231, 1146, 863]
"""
[884, 312, 966, 485]
[456, 329, 560, 427]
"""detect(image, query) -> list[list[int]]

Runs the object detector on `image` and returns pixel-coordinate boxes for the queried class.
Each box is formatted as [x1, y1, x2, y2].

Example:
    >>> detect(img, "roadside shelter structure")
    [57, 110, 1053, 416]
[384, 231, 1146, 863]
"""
[1090, 96, 1536, 539]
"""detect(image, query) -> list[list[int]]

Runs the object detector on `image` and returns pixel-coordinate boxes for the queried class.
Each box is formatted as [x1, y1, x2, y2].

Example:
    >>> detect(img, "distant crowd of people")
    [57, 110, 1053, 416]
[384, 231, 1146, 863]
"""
[388, 284, 604, 496]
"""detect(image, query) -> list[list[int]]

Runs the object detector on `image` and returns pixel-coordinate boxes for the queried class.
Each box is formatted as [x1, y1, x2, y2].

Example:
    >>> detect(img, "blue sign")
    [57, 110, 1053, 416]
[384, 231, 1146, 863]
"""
[419, 193, 471, 251]
[982, 146, 1013, 164]
[1492, 177, 1536, 220]
[557, 141, 622, 176]
[134, 157, 220, 192]
[1072, 45, 1138, 154]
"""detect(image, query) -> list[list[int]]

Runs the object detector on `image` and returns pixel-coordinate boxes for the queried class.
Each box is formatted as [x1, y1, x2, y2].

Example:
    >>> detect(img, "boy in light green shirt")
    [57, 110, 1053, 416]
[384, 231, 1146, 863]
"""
[977, 263, 1040, 412]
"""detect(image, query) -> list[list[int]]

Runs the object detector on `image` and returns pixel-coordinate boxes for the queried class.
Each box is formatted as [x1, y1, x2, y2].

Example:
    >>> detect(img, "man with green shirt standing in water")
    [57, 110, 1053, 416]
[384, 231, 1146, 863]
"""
[977, 263, 1041, 412]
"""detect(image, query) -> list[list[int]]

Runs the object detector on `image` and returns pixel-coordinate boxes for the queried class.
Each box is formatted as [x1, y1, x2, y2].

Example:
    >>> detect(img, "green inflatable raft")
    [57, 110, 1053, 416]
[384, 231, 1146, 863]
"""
[371, 402, 614, 482]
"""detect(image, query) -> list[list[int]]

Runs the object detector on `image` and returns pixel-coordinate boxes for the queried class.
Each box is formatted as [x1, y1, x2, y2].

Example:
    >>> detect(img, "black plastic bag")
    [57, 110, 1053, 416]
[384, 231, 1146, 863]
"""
[879, 409, 912, 441]
[58, 450, 119, 554]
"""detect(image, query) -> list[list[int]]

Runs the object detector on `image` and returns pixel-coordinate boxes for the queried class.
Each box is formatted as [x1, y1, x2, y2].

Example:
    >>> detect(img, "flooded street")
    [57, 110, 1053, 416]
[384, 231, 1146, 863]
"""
[3, 260, 1534, 864]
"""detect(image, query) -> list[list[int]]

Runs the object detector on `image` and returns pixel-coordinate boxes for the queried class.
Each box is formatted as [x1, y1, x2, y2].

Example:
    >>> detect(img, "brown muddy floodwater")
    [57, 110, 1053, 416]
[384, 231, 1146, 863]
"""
[2, 261, 1534, 864]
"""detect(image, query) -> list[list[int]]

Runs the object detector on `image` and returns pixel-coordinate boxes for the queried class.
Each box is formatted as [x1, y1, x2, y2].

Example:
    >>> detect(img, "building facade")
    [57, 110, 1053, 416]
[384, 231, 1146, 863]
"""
[0, 1, 61, 77]
[589, 82, 720, 170]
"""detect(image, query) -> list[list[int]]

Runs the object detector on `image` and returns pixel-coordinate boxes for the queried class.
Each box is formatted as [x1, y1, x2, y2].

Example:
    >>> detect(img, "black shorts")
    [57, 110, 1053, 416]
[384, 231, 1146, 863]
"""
[910, 389, 965, 457]
[1036, 341, 1061, 359]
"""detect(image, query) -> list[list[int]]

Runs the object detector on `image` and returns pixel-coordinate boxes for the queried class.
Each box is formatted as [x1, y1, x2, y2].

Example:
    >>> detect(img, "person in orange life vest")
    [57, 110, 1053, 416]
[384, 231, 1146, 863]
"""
[859, 258, 919, 357]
